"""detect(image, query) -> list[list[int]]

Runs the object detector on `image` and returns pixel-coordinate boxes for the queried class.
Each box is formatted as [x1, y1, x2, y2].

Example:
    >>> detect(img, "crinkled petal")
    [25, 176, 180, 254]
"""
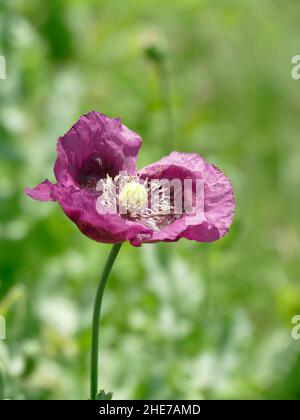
[54, 111, 142, 187]
[133, 152, 235, 245]
[24, 180, 56, 202]
[52, 184, 152, 244]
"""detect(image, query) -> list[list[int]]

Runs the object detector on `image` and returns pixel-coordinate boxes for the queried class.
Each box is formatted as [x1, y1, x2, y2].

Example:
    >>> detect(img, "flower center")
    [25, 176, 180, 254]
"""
[100, 174, 180, 232]
[119, 181, 148, 214]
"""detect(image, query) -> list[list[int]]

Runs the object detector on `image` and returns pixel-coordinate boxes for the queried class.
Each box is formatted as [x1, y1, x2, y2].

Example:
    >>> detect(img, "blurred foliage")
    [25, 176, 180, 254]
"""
[1, 0, 300, 400]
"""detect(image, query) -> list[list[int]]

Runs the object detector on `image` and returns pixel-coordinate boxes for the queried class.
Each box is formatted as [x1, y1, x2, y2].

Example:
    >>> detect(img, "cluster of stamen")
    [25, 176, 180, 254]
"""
[99, 174, 178, 231]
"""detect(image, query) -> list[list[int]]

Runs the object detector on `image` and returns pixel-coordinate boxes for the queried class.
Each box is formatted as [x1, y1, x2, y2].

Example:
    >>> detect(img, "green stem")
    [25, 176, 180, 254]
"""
[158, 60, 176, 153]
[90, 243, 122, 400]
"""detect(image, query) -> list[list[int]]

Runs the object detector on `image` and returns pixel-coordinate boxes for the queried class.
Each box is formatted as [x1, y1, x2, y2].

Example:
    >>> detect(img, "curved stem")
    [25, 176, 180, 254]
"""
[90, 243, 122, 400]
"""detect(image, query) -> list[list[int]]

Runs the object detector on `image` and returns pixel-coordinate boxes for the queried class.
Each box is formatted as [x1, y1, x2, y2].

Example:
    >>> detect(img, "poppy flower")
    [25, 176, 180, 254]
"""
[25, 111, 235, 246]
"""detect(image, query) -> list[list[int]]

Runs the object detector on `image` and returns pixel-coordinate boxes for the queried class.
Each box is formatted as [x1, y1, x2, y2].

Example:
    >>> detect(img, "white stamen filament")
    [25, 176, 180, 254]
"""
[100, 175, 174, 231]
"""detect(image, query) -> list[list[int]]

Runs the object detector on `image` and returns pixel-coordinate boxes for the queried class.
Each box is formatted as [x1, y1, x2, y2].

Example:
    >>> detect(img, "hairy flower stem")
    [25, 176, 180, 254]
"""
[90, 243, 122, 400]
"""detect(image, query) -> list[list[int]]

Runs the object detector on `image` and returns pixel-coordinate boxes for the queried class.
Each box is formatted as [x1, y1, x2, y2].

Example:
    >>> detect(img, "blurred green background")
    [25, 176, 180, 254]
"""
[1, 0, 300, 400]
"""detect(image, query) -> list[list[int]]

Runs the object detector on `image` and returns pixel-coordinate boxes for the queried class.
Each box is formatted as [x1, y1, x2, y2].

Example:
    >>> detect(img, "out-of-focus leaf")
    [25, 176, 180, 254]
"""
[96, 390, 113, 401]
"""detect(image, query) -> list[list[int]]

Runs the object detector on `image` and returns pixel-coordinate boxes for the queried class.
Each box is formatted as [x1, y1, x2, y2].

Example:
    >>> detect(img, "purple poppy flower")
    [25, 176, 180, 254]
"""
[25, 112, 235, 246]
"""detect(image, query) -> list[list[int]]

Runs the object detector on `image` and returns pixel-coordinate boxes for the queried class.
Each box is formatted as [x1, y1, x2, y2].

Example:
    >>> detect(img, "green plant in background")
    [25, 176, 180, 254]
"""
[1, 0, 300, 401]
